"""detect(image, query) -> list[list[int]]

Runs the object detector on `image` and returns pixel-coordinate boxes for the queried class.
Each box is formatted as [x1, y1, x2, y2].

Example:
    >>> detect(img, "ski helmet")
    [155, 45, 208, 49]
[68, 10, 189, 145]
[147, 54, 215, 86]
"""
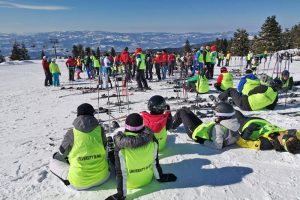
[148, 95, 167, 114]
[77, 103, 95, 116]
[245, 69, 253, 74]
[214, 102, 235, 118]
[51, 58, 56, 63]
[282, 130, 300, 154]
[269, 78, 283, 91]
[281, 70, 290, 77]
[125, 113, 144, 132]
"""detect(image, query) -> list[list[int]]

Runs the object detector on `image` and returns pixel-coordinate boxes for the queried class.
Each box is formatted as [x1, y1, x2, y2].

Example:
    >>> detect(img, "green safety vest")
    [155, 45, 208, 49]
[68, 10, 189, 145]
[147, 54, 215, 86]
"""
[154, 127, 167, 151]
[93, 59, 101, 68]
[192, 122, 216, 140]
[68, 126, 109, 189]
[247, 53, 252, 61]
[218, 52, 224, 59]
[198, 53, 204, 63]
[195, 75, 209, 94]
[136, 53, 146, 70]
[282, 78, 290, 90]
[242, 119, 284, 140]
[120, 132, 155, 189]
[220, 73, 233, 91]
[248, 87, 277, 111]
[242, 78, 261, 96]
[210, 51, 217, 64]
[205, 50, 211, 62]
[49, 63, 60, 73]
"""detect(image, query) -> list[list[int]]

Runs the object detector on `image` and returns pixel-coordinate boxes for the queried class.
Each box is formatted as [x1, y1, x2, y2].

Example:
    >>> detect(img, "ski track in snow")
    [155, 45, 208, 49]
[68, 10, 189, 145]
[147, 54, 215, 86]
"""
[0, 57, 300, 200]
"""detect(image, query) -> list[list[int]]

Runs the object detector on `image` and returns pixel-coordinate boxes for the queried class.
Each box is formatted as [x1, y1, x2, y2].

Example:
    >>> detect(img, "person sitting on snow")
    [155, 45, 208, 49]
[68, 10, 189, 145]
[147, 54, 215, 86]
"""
[235, 111, 300, 154]
[237, 69, 260, 96]
[214, 67, 233, 92]
[172, 102, 240, 150]
[185, 71, 209, 93]
[218, 78, 282, 111]
[49, 103, 110, 190]
[141, 95, 173, 151]
[281, 70, 294, 92]
[106, 113, 176, 200]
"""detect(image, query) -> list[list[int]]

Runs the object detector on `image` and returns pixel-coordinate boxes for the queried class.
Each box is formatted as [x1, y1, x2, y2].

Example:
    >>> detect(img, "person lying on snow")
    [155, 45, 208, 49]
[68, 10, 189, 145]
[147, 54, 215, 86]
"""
[106, 113, 177, 200]
[235, 111, 300, 154]
[141, 95, 173, 152]
[49, 103, 110, 190]
[281, 70, 294, 92]
[172, 102, 240, 150]
[218, 78, 282, 111]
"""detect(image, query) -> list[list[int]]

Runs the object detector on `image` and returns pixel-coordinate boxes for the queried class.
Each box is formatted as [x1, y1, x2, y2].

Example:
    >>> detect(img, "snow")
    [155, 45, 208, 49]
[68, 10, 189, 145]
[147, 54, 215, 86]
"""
[0, 56, 300, 200]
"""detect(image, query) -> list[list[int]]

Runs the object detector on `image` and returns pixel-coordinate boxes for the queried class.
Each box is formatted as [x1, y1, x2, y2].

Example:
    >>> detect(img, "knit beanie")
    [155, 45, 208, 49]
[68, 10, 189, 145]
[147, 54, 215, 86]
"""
[77, 103, 95, 116]
[125, 113, 144, 132]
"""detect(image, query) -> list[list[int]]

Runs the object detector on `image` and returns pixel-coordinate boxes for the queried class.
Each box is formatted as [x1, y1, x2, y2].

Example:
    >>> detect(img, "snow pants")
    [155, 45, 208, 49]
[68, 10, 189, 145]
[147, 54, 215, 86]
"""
[68, 67, 75, 81]
[52, 73, 60, 87]
[155, 63, 161, 81]
[146, 62, 153, 80]
[172, 107, 203, 138]
[136, 69, 148, 89]
[218, 88, 252, 111]
[162, 65, 168, 79]
[45, 72, 52, 86]
[49, 158, 109, 190]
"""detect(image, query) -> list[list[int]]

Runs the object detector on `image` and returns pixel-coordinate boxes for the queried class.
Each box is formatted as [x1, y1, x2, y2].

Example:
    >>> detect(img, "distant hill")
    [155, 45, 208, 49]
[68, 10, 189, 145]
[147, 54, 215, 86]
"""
[0, 31, 237, 58]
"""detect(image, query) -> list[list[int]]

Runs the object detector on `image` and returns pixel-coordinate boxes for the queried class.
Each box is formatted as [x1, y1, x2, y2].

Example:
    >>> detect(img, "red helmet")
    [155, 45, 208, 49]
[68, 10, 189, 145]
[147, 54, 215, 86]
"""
[135, 48, 142, 54]
[211, 45, 217, 51]
[221, 67, 228, 73]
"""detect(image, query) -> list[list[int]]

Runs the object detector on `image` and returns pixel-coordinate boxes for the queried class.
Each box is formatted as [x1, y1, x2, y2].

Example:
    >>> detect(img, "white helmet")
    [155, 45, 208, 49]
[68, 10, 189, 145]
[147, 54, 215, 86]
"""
[51, 58, 56, 62]
[43, 56, 47, 59]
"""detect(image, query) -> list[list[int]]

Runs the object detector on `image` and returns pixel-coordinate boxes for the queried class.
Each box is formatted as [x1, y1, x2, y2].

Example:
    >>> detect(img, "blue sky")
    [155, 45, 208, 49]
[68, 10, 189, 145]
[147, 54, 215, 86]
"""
[0, 0, 299, 33]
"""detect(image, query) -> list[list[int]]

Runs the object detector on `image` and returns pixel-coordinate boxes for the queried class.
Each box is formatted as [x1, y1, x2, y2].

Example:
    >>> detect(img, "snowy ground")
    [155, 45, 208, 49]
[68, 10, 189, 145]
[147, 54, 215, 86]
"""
[0, 56, 300, 200]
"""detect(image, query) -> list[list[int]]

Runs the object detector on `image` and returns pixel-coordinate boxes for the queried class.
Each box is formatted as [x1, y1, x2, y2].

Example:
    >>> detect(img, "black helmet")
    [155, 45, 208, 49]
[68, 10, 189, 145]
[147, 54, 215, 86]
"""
[214, 102, 235, 118]
[281, 70, 290, 77]
[148, 95, 167, 114]
[269, 78, 283, 91]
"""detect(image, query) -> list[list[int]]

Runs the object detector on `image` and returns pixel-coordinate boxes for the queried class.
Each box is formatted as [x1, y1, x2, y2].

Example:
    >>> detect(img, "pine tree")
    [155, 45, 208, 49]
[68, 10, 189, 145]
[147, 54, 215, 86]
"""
[72, 45, 79, 58]
[258, 15, 282, 52]
[20, 43, 30, 60]
[282, 28, 293, 50]
[110, 47, 116, 57]
[41, 50, 45, 59]
[85, 47, 91, 56]
[96, 47, 101, 58]
[10, 42, 22, 60]
[0, 50, 4, 63]
[230, 29, 250, 56]
[183, 40, 191, 53]
[290, 23, 300, 48]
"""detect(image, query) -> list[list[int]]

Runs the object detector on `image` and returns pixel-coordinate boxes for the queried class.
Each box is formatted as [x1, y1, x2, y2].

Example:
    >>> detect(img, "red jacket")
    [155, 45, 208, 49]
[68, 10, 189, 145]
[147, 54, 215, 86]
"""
[162, 52, 168, 65]
[154, 54, 162, 64]
[42, 59, 50, 73]
[120, 50, 130, 64]
[65, 58, 76, 67]
[141, 111, 171, 133]
[131, 55, 136, 65]
[168, 54, 175, 62]
[216, 74, 224, 86]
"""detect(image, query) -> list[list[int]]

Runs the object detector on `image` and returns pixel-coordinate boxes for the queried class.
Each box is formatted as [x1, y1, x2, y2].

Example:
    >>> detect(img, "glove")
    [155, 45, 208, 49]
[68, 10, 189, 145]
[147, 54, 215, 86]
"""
[105, 193, 125, 200]
[157, 173, 177, 183]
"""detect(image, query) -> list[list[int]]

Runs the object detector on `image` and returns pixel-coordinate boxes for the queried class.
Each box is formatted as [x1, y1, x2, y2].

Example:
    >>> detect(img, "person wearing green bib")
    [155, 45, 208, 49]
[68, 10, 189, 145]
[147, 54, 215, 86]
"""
[172, 102, 240, 150]
[106, 113, 176, 200]
[49, 103, 109, 190]
[235, 110, 300, 154]
[218, 79, 282, 111]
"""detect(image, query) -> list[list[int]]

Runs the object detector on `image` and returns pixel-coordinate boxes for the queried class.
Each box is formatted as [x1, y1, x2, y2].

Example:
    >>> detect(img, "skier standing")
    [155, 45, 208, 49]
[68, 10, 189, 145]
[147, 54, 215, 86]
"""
[42, 56, 52, 86]
[65, 56, 76, 81]
[49, 58, 61, 87]
[135, 48, 150, 91]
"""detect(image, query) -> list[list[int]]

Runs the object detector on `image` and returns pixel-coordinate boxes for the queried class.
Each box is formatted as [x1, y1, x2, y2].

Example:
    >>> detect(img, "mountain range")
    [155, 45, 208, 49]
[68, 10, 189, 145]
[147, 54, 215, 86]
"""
[0, 31, 236, 58]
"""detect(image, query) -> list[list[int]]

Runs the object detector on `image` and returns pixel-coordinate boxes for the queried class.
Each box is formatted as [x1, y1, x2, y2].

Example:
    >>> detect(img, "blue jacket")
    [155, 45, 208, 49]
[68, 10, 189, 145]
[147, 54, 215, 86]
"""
[237, 74, 258, 93]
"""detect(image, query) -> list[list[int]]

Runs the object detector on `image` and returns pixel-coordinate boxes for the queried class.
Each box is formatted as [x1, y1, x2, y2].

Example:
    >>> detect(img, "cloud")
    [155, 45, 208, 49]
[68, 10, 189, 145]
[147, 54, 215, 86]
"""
[0, 1, 69, 11]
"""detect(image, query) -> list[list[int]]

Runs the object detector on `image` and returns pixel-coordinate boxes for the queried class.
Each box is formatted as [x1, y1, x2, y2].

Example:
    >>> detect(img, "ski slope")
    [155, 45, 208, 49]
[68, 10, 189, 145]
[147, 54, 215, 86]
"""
[0, 55, 299, 200]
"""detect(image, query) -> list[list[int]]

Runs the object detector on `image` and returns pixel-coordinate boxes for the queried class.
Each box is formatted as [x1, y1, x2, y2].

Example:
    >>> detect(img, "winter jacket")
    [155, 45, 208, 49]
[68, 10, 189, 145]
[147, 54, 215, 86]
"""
[237, 74, 260, 95]
[120, 50, 130, 64]
[168, 54, 175, 62]
[141, 111, 172, 151]
[281, 77, 294, 91]
[216, 72, 233, 90]
[154, 54, 162, 64]
[54, 115, 106, 159]
[192, 117, 240, 150]
[42, 59, 50, 74]
[49, 62, 60, 74]
[66, 58, 76, 67]
[113, 127, 163, 197]
[162, 52, 168, 66]
[103, 56, 111, 67]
